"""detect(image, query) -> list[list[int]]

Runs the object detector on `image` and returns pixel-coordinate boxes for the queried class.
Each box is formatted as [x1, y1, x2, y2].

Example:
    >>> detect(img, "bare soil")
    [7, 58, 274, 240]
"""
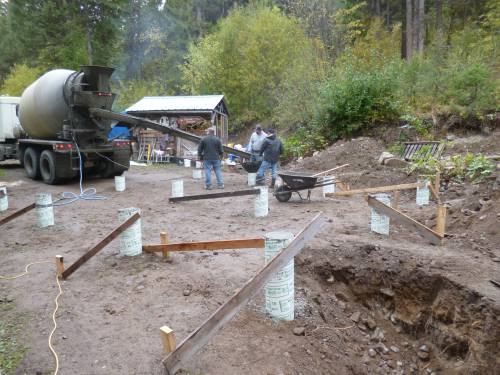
[0, 133, 499, 375]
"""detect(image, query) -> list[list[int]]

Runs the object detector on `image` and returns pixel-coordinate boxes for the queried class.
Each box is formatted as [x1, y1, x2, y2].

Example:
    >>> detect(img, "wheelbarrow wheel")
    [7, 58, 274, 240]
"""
[275, 186, 292, 202]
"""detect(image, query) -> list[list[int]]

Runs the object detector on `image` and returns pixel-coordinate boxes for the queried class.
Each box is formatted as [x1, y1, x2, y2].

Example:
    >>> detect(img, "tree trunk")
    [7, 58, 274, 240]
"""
[435, 0, 443, 41]
[375, 0, 381, 16]
[417, 0, 425, 53]
[405, 0, 413, 59]
[86, 23, 93, 65]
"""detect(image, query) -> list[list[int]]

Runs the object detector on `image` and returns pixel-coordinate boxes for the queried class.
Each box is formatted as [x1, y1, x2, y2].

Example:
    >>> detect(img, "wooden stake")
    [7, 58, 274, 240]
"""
[160, 232, 170, 259]
[55, 255, 64, 279]
[162, 213, 327, 375]
[160, 326, 176, 354]
[435, 204, 447, 237]
[434, 171, 440, 197]
[392, 190, 400, 210]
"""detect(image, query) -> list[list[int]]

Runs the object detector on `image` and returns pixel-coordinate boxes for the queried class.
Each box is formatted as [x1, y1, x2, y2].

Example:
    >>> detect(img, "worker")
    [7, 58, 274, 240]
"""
[256, 128, 284, 188]
[246, 124, 267, 162]
[198, 127, 224, 190]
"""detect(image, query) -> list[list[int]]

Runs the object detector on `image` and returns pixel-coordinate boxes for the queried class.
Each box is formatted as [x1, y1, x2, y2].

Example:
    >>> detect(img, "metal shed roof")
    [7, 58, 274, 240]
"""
[126, 95, 227, 114]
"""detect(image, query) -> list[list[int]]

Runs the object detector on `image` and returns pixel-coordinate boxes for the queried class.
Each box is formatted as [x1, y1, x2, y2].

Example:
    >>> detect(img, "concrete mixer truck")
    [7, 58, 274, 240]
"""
[1, 65, 251, 185]
[14, 65, 131, 184]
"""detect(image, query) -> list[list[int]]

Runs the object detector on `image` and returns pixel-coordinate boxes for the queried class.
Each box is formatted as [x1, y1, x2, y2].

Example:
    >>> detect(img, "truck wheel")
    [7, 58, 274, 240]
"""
[40, 150, 60, 184]
[24, 147, 41, 180]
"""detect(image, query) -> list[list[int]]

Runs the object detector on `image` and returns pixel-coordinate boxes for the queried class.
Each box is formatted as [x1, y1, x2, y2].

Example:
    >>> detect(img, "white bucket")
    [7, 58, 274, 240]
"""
[416, 179, 430, 206]
[322, 176, 335, 198]
[184, 159, 191, 168]
[118, 207, 142, 256]
[0, 186, 7, 212]
[195, 161, 203, 169]
[172, 180, 184, 198]
[35, 193, 54, 228]
[254, 187, 268, 217]
[247, 173, 257, 186]
[265, 232, 294, 321]
[193, 169, 202, 179]
[115, 175, 126, 192]
[371, 193, 391, 235]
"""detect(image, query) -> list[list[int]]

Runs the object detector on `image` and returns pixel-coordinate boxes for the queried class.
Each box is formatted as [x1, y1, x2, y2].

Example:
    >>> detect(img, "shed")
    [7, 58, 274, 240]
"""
[126, 95, 229, 161]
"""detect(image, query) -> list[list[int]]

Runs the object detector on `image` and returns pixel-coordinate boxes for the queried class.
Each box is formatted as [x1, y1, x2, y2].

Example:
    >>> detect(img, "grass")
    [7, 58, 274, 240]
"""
[0, 168, 5, 178]
[0, 301, 28, 375]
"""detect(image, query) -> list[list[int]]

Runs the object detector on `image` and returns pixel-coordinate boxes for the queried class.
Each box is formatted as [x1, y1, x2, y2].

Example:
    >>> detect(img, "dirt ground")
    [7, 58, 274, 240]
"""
[0, 132, 499, 375]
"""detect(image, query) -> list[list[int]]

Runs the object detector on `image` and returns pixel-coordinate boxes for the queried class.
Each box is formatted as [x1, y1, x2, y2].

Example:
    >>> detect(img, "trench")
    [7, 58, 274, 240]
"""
[296, 254, 499, 374]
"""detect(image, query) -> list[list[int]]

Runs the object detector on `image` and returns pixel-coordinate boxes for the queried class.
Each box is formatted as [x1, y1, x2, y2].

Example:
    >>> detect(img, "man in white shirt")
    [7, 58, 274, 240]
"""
[246, 124, 267, 162]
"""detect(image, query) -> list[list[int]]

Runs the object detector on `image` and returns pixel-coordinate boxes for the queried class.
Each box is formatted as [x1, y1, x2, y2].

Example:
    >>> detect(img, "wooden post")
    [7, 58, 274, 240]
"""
[435, 204, 447, 237]
[392, 190, 400, 210]
[160, 232, 170, 259]
[160, 326, 176, 354]
[434, 171, 440, 198]
[55, 255, 64, 279]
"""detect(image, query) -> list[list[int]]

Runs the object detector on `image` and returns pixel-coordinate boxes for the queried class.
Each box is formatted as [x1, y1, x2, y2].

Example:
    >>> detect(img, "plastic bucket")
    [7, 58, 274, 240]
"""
[254, 187, 268, 217]
[0, 186, 7, 212]
[184, 159, 191, 168]
[370, 193, 391, 235]
[265, 232, 294, 321]
[35, 193, 54, 228]
[416, 179, 430, 205]
[115, 175, 126, 192]
[247, 173, 257, 186]
[118, 207, 142, 256]
[195, 161, 202, 169]
[322, 176, 335, 197]
[172, 180, 184, 198]
[193, 169, 202, 179]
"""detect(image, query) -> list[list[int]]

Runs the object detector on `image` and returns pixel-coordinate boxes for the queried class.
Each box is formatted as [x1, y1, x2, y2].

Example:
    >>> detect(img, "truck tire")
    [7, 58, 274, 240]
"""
[24, 147, 41, 180]
[40, 150, 61, 184]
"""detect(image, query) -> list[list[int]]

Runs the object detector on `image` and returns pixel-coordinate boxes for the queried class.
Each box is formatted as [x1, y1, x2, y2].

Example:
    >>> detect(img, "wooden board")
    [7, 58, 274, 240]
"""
[162, 213, 328, 375]
[367, 196, 443, 246]
[326, 182, 425, 197]
[61, 212, 141, 279]
[0, 203, 36, 227]
[169, 189, 260, 203]
[143, 238, 265, 253]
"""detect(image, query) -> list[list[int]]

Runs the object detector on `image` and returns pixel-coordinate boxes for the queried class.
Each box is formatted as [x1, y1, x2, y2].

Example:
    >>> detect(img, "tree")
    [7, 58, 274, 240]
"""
[182, 4, 321, 130]
[0, 64, 43, 96]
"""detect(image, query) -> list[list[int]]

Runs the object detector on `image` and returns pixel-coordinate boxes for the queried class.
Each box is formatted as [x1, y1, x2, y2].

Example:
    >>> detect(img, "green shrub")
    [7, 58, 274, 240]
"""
[282, 127, 327, 159]
[407, 151, 495, 184]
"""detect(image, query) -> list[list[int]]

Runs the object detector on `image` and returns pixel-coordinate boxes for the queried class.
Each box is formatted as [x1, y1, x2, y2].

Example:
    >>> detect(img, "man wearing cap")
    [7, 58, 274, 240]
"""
[256, 128, 284, 188]
[198, 127, 224, 190]
[246, 124, 267, 162]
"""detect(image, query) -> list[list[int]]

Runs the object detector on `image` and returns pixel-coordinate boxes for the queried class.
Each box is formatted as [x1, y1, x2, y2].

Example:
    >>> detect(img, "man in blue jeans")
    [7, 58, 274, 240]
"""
[197, 127, 224, 190]
[256, 128, 284, 188]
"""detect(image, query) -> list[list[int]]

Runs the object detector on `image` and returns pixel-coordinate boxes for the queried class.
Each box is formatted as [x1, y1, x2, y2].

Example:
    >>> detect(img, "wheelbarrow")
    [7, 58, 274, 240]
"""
[274, 171, 336, 202]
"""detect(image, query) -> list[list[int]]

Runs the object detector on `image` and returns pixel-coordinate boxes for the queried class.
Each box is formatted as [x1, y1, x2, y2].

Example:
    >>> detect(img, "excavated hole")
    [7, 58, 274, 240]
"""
[301, 260, 499, 374]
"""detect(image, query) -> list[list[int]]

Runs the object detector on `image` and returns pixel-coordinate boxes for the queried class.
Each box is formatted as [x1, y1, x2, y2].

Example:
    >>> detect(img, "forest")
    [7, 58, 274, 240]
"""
[0, 0, 498, 156]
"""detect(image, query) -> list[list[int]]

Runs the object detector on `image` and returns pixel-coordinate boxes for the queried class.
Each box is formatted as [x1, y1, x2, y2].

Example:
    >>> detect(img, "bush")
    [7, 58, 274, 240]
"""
[282, 127, 327, 159]
[0, 64, 42, 96]
[407, 151, 495, 184]
[315, 60, 402, 141]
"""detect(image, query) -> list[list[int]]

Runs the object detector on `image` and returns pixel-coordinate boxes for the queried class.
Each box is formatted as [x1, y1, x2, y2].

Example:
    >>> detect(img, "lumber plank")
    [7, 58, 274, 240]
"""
[61, 212, 140, 279]
[160, 326, 177, 354]
[0, 203, 36, 227]
[367, 196, 442, 245]
[169, 189, 260, 203]
[160, 231, 170, 258]
[428, 183, 441, 203]
[312, 164, 349, 177]
[326, 182, 425, 197]
[143, 238, 265, 253]
[435, 204, 447, 237]
[162, 213, 327, 375]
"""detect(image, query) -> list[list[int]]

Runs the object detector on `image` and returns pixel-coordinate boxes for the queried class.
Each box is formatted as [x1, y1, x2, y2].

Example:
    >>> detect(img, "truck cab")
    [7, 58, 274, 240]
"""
[0, 96, 23, 161]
